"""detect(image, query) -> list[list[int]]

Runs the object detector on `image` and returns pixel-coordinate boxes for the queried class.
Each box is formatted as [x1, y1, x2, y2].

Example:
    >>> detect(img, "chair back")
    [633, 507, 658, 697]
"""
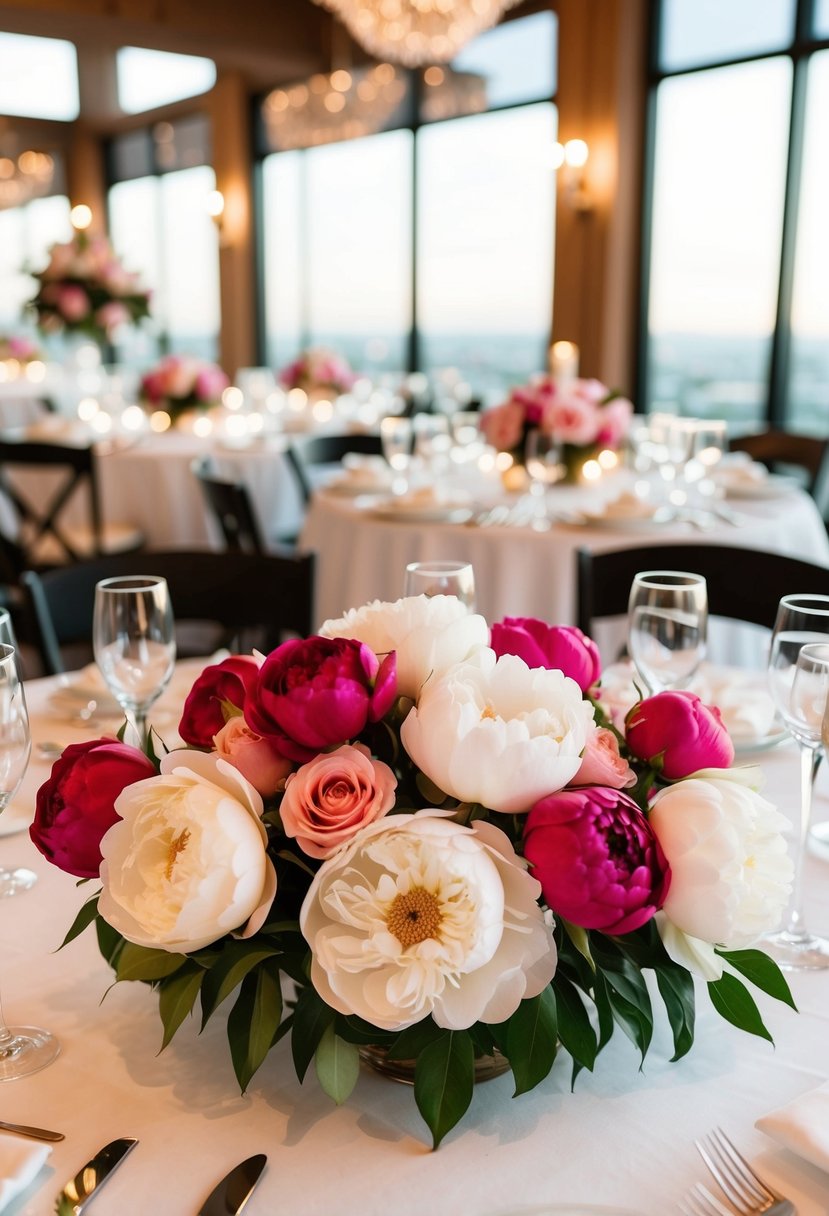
[285, 433, 384, 505]
[729, 429, 829, 505]
[192, 458, 265, 554]
[22, 548, 316, 675]
[0, 439, 102, 564]
[576, 543, 829, 637]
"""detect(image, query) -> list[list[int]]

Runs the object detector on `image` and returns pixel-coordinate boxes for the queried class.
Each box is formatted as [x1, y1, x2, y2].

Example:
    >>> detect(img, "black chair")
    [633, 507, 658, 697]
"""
[0, 439, 144, 566]
[729, 428, 829, 505]
[191, 458, 267, 554]
[576, 543, 829, 638]
[21, 549, 316, 676]
[285, 433, 384, 505]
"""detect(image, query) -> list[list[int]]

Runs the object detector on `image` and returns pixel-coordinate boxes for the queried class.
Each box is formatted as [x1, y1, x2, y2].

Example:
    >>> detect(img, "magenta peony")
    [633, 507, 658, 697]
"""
[625, 690, 734, 780]
[490, 618, 601, 692]
[179, 654, 262, 749]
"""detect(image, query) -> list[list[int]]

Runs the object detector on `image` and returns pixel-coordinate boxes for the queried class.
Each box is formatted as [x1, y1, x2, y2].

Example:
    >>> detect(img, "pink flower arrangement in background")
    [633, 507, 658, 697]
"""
[0, 334, 42, 364]
[279, 346, 356, 397]
[30, 596, 794, 1148]
[28, 231, 151, 344]
[481, 372, 633, 477]
[138, 354, 230, 422]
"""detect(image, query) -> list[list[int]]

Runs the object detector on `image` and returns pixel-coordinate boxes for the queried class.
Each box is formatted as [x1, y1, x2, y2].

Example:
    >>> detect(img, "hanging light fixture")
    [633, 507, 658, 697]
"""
[310, 0, 521, 67]
[262, 63, 407, 151]
[0, 148, 54, 211]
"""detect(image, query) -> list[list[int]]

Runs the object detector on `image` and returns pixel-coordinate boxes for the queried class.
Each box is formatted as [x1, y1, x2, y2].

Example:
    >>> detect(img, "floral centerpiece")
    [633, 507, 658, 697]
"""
[279, 346, 356, 398]
[27, 231, 151, 346]
[139, 354, 230, 424]
[0, 334, 42, 366]
[481, 375, 633, 483]
[30, 598, 795, 1148]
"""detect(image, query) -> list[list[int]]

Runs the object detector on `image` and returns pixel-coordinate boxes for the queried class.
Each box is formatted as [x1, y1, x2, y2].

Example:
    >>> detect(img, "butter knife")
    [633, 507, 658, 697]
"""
[197, 1153, 267, 1216]
[55, 1137, 138, 1215]
[0, 1118, 64, 1141]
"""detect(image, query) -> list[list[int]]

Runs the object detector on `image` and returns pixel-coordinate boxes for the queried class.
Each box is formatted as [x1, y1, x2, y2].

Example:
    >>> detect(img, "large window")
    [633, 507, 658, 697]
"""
[0, 194, 72, 334]
[642, 0, 829, 432]
[0, 33, 79, 121]
[258, 11, 557, 402]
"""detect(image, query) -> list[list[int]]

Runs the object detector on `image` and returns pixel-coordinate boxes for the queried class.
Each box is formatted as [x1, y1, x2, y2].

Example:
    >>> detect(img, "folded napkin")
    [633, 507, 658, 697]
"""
[0, 1133, 51, 1212]
[756, 1081, 829, 1173]
[713, 453, 769, 487]
[329, 454, 393, 491]
[599, 491, 659, 521]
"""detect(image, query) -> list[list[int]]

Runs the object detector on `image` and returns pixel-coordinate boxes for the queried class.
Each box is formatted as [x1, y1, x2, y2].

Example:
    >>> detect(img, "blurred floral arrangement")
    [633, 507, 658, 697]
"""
[31, 597, 794, 1148]
[0, 334, 42, 365]
[279, 346, 356, 397]
[481, 375, 633, 480]
[27, 231, 151, 345]
[139, 354, 230, 423]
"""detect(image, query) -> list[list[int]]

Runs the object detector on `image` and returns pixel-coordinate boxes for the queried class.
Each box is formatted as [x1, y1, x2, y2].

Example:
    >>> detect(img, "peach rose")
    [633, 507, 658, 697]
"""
[213, 717, 293, 798]
[571, 727, 636, 789]
[280, 743, 396, 858]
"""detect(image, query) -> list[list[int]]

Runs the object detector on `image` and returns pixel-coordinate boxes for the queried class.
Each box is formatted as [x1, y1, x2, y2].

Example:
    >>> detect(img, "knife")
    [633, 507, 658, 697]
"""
[197, 1153, 267, 1216]
[55, 1137, 138, 1215]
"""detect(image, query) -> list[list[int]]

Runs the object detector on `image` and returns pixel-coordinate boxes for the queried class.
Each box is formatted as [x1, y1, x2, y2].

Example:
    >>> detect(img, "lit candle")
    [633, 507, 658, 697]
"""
[549, 340, 579, 386]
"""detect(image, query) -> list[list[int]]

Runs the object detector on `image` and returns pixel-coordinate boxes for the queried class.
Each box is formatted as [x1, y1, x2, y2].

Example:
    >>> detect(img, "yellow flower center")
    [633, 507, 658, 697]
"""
[480, 703, 498, 721]
[165, 828, 191, 881]
[386, 886, 443, 948]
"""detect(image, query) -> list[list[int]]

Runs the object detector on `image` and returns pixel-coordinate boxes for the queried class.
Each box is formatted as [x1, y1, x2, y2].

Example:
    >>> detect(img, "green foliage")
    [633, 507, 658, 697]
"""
[314, 1024, 360, 1105]
[414, 1031, 475, 1149]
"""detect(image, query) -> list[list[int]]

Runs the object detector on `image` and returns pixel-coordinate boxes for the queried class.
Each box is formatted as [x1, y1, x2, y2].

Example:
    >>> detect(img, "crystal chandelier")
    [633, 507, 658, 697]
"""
[262, 63, 407, 151]
[0, 149, 54, 211]
[311, 0, 521, 67]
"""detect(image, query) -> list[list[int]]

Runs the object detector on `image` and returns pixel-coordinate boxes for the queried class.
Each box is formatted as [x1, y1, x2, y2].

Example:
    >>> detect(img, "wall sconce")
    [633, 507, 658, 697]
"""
[70, 203, 93, 231]
[207, 189, 227, 246]
[552, 139, 592, 213]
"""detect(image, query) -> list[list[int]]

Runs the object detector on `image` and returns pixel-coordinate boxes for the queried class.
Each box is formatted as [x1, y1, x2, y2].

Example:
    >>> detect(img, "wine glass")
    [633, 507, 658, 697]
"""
[93, 576, 176, 747]
[0, 609, 36, 898]
[524, 429, 563, 528]
[627, 570, 708, 694]
[380, 416, 413, 494]
[0, 642, 60, 1079]
[766, 596, 829, 969]
[404, 561, 476, 611]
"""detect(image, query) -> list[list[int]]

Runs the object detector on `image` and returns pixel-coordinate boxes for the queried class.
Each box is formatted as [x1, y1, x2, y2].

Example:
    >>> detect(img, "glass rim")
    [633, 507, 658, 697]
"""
[632, 569, 707, 587]
[95, 575, 168, 592]
[405, 560, 473, 575]
[0, 643, 15, 663]
[779, 593, 829, 615]
[796, 641, 829, 663]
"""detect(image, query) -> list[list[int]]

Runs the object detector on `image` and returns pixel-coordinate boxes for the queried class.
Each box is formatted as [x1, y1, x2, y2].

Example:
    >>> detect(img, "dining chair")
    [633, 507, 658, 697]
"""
[729, 428, 829, 509]
[21, 548, 316, 676]
[575, 542, 829, 637]
[0, 439, 144, 567]
[285, 432, 384, 505]
[191, 457, 267, 554]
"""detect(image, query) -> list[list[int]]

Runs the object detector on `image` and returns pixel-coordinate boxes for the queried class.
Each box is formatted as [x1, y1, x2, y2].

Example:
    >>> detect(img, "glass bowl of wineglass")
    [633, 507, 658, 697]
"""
[627, 570, 708, 695]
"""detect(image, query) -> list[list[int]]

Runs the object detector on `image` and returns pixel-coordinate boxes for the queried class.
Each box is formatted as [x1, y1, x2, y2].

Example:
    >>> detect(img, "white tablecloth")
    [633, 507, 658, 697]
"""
[1, 668, 828, 1215]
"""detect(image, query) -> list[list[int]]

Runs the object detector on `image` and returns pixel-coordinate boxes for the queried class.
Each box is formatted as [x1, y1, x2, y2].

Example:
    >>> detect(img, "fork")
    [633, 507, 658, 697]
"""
[694, 1127, 796, 1215]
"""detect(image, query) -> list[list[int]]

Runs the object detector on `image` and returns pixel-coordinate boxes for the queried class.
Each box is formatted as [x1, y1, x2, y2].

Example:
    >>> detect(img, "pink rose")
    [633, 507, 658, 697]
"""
[524, 785, 670, 933]
[96, 301, 130, 334]
[30, 738, 156, 878]
[511, 379, 554, 426]
[490, 618, 601, 691]
[195, 364, 229, 403]
[57, 284, 90, 322]
[179, 655, 263, 748]
[280, 742, 397, 858]
[595, 395, 633, 447]
[544, 394, 601, 445]
[213, 716, 293, 797]
[480, 399, 525, 452]
[625, 690, 734, 780]
[571, 727, 636, 788]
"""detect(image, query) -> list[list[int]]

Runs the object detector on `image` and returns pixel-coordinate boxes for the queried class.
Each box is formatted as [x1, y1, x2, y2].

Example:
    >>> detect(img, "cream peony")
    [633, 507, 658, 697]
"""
[99, 751, 276, 954]
[300, 810, 556, 1032]
[319, 594, 489, 700]
[649, 766, 793, 971]
[400, 649, 595, 813]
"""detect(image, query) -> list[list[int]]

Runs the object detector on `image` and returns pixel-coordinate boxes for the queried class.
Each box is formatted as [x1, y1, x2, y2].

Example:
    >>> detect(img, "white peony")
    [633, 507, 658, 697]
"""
[319, 594, 489, 700]
[649, 766, 793, 968]
[99, 751, 276, 954]
[400, 649, 595, 813]
[300, 810, 556, 1032]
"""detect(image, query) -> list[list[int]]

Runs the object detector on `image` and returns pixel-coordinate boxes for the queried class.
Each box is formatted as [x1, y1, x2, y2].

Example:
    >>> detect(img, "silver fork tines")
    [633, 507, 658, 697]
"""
[680, 1181, 740, 1216]
[695, 1128, 796, 1215]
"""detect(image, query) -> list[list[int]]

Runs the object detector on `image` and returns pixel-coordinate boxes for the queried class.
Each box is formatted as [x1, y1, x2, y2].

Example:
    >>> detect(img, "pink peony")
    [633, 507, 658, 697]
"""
[280, 742, 397, 858]
[490, 618, 601, 692]
[179, 655, 263, 749]
[213, 717, 293, 797]
[194, 364, 229, 403]
[543, 394, 601, 445]
[571, 727, 636, 789]
[595, 396, 633, 447]
[56, 284, 90, 322]
[524, 785, 670, 933]
[625, 690, 734, 780]
[480, 399, 525, 452]
[95, 301, 130, 334]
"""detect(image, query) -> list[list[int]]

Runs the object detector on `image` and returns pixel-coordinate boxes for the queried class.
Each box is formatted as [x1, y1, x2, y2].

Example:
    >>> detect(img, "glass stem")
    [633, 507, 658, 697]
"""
[788, 743, 822, 938]
[0, 987, 15, 1055]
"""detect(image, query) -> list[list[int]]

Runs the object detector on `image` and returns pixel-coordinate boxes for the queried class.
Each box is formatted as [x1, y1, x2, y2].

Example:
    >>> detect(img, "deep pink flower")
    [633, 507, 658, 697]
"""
[244, 636, 397, 762]
[490, 618, 601, 692]
[625, 690, 734, 780]
[524, 785, 670, 933]
[179, 655, 263, 748]
[30, 739, 155, 878]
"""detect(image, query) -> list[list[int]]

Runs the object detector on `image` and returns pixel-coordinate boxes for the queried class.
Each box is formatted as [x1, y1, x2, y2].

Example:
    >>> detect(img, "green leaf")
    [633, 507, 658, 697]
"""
[314, 1023, 360, 1105]
[200, 942, 280, 1027]
[335, 1015, 395, 1047]
[158, 965, 204, 1050]
[387, 1018, 445, 1061]
[654, 964, 696, 1061]
[552, 975, 597, 1072]
[561, 920, 595, 971]
[227, 963, 283, 1092]
[595, 969, 653, 1064]
[708, 971, 773, 1043]
[95, 916, 125, 970]
[291, 984, 336, 1082]
[505, 988, 557, 1096]
[414, 1031, 475, 1149]
[116, 943, 187, 982]
[57, 892, 100, 949]
[717, 948, 797, 1010]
